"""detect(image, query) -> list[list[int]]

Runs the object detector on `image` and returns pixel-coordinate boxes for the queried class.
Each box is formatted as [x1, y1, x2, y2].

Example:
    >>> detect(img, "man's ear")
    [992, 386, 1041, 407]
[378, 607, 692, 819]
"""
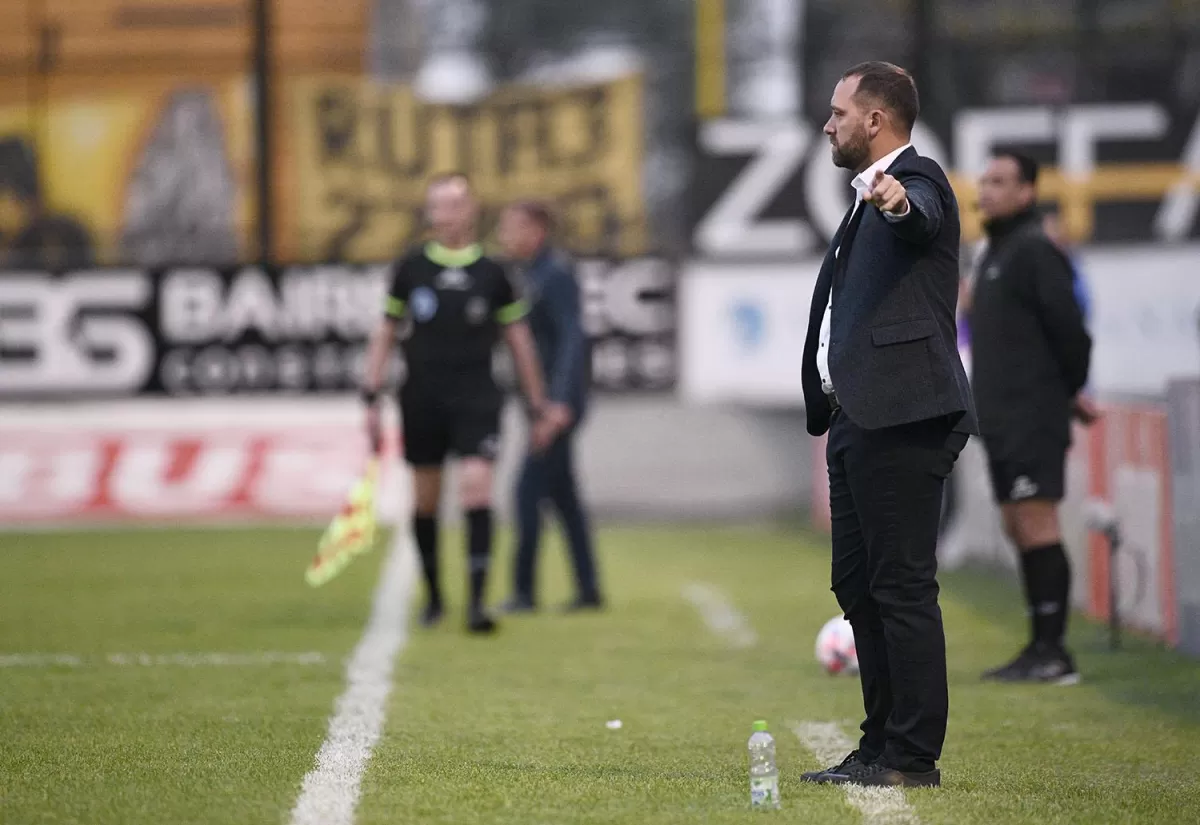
[867, 109, 883, 138]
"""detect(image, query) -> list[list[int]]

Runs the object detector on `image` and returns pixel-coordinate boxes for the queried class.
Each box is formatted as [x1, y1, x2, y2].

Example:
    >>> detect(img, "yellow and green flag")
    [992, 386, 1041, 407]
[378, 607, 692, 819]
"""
[305, 458, 380, 588]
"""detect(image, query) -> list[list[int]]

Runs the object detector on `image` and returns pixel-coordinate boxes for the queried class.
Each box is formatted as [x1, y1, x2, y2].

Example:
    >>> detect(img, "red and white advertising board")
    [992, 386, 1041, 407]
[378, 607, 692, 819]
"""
[1084, 405, 1177, 645]
[0, 400, 404, 528]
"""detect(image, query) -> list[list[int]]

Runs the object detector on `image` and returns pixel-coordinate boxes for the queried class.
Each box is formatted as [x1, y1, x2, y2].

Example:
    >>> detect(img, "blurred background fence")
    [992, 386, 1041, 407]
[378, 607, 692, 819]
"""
[1, 0, 1199, 652]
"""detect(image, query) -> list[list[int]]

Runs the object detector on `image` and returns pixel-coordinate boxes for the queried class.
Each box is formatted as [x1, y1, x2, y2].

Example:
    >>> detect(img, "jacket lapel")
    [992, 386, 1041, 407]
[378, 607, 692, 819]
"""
[810, 204, 856, 309]
[834, 202, 867, 285]
[805, 203, 856, 354]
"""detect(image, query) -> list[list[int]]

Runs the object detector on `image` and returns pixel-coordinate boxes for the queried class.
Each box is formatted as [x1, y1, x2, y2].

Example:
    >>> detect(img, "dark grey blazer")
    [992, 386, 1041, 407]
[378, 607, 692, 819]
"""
[801, 147, 978, 437]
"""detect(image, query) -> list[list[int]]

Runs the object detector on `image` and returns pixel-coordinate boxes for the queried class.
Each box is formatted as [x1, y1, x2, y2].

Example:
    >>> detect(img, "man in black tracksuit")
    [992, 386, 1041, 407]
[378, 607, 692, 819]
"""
[969, 150, 1095, 683]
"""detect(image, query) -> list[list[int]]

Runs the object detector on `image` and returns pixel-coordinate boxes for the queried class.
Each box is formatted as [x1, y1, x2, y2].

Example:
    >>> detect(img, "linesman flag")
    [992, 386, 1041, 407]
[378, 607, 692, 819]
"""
[305, 458, 380, 587]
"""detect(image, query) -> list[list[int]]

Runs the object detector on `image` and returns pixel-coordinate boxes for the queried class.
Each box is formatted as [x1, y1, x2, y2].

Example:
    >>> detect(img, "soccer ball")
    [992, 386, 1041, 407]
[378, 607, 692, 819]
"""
[815, 615, 858, 676]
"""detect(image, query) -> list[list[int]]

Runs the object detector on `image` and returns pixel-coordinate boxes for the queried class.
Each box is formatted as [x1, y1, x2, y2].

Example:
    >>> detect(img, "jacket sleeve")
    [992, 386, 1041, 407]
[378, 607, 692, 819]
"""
[881, 176, 944, 245]
[493, 263, 529, 324]
[1022, 239, 1092, 395]
[384, 257, 412, 319]
[543, 263, 588, 407]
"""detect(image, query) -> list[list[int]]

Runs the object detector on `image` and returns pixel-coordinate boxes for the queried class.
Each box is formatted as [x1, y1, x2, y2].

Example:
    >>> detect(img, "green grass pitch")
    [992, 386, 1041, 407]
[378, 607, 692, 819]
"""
[1, 524, 1198, 824]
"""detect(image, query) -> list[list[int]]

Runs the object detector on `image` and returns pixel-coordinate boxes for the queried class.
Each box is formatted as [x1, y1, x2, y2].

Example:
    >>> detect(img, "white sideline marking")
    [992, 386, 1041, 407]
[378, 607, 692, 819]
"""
[288, 530, 416, 825]
[0, 652, 326, 668]
[0, 654, 84, 667]
[682, 582, 758, 648]
[106, 652, 328, 667]
[791, 722, 922, 825]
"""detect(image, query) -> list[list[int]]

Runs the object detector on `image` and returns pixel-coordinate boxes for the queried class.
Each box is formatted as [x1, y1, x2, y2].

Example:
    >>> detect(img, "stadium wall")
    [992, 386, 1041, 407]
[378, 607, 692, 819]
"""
[0, 397, 815, 531]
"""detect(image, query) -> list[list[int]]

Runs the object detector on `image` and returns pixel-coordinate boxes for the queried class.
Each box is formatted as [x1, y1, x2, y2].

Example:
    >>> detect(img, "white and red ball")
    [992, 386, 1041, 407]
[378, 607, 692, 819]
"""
[815, 615, 858, 676]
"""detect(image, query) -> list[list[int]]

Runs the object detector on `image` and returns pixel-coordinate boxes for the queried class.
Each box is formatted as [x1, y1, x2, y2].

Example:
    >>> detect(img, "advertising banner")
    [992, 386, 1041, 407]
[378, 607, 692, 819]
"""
[1167, 379, 1200, 657]
[0, 78, 254, 269]
[689, 102, 1200, 259]
[0, 259, 676, 398]
[0, 400, 404, 528]
[678, 245, 1200, 407]
[1083, 404, 1178, 644]
[679, 262, 816, 406]
[286, 73, 647, 262]
[1077, 245, 1200, 395]
[0, 70, 646, 270]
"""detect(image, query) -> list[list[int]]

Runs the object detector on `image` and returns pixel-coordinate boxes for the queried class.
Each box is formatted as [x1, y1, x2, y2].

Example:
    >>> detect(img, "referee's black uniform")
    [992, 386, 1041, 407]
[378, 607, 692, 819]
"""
[385, 240, 528, 628]
[386, 242, 526, 465]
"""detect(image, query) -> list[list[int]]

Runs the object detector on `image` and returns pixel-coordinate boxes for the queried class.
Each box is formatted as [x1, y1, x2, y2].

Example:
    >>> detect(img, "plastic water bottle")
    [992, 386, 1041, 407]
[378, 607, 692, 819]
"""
[748, 720, 780, 809]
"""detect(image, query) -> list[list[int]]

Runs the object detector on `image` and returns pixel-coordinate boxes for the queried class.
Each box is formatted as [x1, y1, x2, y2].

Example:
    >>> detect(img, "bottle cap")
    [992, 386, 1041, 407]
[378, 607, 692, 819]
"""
[752, 720, 768, 732]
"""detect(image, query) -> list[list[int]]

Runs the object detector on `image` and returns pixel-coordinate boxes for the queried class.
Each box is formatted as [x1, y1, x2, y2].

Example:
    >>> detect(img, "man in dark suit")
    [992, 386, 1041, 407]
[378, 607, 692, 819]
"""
[798, 62, 977, 789]
[497, 201, 603, 613]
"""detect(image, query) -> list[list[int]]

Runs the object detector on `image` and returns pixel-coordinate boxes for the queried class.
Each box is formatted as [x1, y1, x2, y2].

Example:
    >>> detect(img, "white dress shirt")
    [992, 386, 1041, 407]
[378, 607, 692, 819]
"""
[816, 143, 913, 394]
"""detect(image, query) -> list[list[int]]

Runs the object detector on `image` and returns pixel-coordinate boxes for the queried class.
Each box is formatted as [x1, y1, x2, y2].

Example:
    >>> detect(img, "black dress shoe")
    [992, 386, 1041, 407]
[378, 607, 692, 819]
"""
[419, 601, 444, 628]
[826, 762, 940, 788]
[561, 596, 605, 613]
[500, 597, 536, 615]
[801, 750, 873, 783]
[467, 608, 498, 635]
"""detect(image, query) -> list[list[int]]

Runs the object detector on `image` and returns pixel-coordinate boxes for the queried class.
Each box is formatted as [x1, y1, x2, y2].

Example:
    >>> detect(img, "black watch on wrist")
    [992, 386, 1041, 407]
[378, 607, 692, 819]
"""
[360, 388, 379, 406]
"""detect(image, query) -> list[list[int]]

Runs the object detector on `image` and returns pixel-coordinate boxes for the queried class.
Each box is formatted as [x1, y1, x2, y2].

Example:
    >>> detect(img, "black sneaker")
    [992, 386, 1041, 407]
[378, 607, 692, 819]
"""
[467, 608, 498, 635]
[419, 601, 444, 628]
[1028, 644, 1080, 685]
[827, 762, 941, 788]
[801, 750, 873, 784]
[983, 642, 1080, 685]
[981, 643, 1038, 681]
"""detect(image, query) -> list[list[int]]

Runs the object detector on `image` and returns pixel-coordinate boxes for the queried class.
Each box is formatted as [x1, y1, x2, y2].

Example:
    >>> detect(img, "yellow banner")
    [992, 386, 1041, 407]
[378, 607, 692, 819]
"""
[0, 78, 254, 269]
[286, 74, 647, 262]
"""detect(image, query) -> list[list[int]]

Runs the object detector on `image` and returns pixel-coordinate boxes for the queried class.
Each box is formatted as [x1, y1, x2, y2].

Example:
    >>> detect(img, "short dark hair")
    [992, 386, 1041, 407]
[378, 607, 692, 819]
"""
[842, 61, 920, 133]
[507, 199, 556, 233]
[991, 149, 1039, 186]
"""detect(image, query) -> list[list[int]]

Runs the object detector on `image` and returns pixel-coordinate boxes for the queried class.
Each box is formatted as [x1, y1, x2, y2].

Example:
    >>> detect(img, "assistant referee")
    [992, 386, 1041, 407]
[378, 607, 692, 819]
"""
[970, 150, 1094, 683]
[362, 172, 549, 634]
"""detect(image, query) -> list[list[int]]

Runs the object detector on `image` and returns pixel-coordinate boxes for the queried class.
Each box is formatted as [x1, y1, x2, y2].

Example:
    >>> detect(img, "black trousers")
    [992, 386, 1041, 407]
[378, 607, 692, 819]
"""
[826, 409, 967, 773]
[513, 426, 600, 603]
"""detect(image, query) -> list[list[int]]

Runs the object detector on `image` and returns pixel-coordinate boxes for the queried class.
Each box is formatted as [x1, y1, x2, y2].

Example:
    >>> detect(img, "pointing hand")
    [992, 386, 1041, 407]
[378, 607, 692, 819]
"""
[864, 170, 910, 216]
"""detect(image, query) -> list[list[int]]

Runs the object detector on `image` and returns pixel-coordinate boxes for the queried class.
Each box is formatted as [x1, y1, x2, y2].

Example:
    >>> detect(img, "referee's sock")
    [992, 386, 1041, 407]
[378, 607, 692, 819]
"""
[466, 507, 493, 613]
[1022, 542, 1072, 647]
[413, 514, 442, 609]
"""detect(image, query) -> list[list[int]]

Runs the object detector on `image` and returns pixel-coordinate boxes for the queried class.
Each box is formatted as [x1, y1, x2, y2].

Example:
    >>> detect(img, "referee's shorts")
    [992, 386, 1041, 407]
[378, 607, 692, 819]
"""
[982, 430, 1068, 504]
[398, 376, 502, 467]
